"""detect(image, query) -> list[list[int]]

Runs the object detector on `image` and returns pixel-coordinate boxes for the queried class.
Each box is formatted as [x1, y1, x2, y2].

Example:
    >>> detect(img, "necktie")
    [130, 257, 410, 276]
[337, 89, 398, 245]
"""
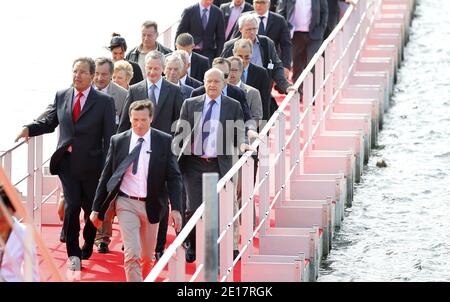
[72, 92, 84, 123]
[201, 100, 216, 155]
[241, 69, 247, 83]
[106, 137, 145, 191]
[258, 16, 265, 35]
[131, 137, 145, 174]
[148, 84, 157, 106]
[201, 8, 208, 29]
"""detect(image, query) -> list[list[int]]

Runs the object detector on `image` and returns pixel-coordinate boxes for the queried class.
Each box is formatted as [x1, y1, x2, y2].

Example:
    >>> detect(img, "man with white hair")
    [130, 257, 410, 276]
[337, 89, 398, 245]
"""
[173, 68, 246, 263]
[164, 53, 193, 101]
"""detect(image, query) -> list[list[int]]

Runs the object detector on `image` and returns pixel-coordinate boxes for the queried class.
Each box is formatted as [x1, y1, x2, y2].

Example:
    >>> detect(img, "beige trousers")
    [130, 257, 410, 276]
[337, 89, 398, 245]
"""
[116, 196, 158, 282]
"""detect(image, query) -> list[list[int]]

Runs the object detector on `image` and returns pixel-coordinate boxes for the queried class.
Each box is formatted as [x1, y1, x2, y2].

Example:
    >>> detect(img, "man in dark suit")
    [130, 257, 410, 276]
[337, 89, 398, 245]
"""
[220, 0, 254, 41]
[175, 0, 225, 63]
[241, 0, 292, 75]
[221, 14, 292, 92]
[118, 50, 183, 135]
[15, 57, 116, 271]
[175, 33, 210, 83]
[117, 51, 183, 259]
[173, 68, 246, 263]
[231, 39, 272, 121]
[277, 0, 328, 82]
[90, 100, 182, 282]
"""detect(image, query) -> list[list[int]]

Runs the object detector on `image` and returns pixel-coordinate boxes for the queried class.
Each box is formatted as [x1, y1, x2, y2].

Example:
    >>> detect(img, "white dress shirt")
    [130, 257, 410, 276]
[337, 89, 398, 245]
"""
[291, 0, 312, 32]
[119, 129, 151, 198]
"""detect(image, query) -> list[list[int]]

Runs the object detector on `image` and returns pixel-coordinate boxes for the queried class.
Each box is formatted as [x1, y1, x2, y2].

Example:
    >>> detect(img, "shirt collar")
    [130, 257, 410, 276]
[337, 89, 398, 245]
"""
[236, 80, 243, 87]
[146, 76, 163, 90]
[205, 94, 221, 106]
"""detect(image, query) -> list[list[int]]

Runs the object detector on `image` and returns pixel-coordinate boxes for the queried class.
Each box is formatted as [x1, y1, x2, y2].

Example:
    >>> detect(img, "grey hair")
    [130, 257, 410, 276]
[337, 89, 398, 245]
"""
[165, 53, 185, 71]
[144, 50, 166, 68]
[238, 13, 258, 29]
[228, 56, 244, 72]
[232, 38, 253, 55]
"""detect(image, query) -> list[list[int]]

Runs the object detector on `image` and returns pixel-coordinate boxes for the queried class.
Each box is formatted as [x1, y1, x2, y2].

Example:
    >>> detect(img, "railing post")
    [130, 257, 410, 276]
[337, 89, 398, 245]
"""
[258, 134, 269, 236]
[219, 180, 234, 281]
[26, 137, 35, 221]
[34, 136, 43, 231]
[203, 173, 219, 282]
[168, 247, 186, 282]
[275, 113, 286, 204]
[324, 46, 333, 126]
[290, 92, 301, 177]
[304, 72, 314, 156]
[2, 152, 12, 180]
[315, 56, 325, 135]
[241, 156, 254, 259]
[195, 215, 205, 281]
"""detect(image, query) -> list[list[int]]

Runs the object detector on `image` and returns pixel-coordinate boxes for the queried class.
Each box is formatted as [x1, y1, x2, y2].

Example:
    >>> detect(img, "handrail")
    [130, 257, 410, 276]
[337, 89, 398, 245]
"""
[146, 0, 370, 282]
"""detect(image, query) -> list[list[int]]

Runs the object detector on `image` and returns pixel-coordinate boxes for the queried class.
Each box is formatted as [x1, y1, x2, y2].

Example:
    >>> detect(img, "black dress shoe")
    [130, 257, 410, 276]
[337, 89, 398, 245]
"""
[185, 247, 196, 263]
[155, 250, 164, 260]
[97, 242, 109, 254]
[81, 244, 93, 260]
[233, 250, 240, 261]
[59, 229, 66, 243]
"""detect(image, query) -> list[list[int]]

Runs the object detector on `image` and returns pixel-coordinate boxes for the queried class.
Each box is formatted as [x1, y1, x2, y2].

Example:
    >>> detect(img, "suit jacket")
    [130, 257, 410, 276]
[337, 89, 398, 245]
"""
[185, 75, 203, 89]
[175, 4, 225, 57]
[92, 129, 182, 223]
[180, 83, 193, 101]
[174, 95, 245, 178]
[117, 78, 183, 135]
[191, 84, 253, 125]
[190, 52, 210, 83]
[106, 81, 128, 122]
[238, 11, 292, 68]
[27, 87, 115, 179]
[220, 2, 254, 41]
[221, 35, 291, 93]
[239, 82, 263, 123]
[277, 0, 328, 41]
[245, 63, 272, 121]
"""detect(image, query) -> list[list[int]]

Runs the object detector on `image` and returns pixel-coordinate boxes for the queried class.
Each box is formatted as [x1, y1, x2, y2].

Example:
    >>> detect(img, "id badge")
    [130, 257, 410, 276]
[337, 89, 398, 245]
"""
[267, 62, 274, 70]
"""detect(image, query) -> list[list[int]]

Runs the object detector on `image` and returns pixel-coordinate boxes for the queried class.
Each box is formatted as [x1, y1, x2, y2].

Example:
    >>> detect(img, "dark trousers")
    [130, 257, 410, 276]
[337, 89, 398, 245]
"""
[292, 32, 322, 83]
[182, 156, 221, 252]
[155, 201, 169, 253]
[58, 152, 98, 258]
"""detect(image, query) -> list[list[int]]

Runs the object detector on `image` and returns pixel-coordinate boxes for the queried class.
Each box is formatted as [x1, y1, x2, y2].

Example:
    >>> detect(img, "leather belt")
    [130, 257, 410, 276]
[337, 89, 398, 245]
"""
[118, 191, 146, 201]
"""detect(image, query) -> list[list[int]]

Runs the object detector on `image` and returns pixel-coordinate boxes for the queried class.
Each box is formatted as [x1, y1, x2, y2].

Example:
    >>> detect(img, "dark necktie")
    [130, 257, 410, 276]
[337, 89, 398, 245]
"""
[201, 100, 216, 155]
[258, 16, 265, 35]
[202, 8, 208, 29]
[72, 92, 84, 122]
[106, 137, 145, 192]
[148, 84, 157, 107]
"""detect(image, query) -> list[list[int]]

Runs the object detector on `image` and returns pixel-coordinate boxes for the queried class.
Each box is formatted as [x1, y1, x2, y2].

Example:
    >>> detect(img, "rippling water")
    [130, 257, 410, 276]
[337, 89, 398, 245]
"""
[319, 0, 450, 282]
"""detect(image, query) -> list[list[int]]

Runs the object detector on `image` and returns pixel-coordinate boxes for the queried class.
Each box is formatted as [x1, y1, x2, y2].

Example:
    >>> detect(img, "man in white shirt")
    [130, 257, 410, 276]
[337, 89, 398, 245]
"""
[91, 100, 183, 282]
